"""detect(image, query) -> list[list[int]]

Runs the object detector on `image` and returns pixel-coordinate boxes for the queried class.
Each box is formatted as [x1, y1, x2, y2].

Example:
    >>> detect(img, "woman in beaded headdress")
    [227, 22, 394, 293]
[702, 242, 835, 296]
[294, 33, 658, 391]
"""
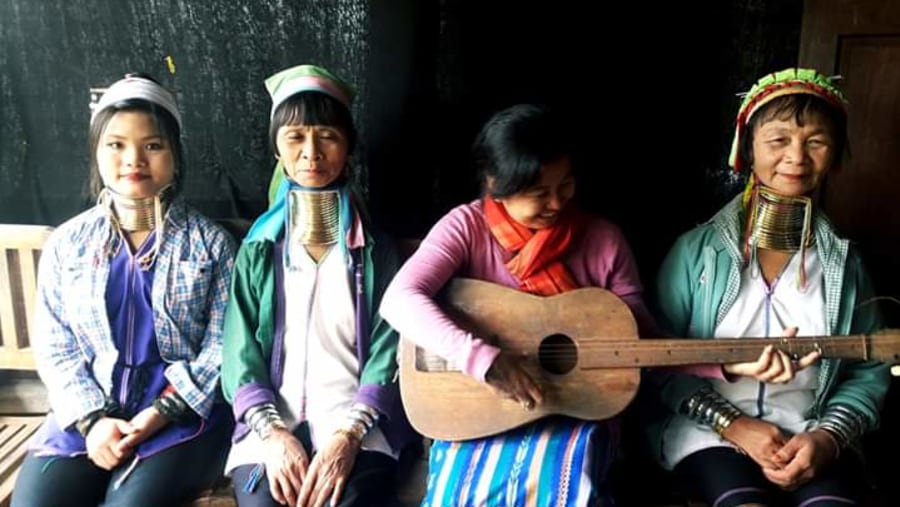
[647, 68, 890, 506]
[221, 64, 416, 507]
[12, 73, 236, 507]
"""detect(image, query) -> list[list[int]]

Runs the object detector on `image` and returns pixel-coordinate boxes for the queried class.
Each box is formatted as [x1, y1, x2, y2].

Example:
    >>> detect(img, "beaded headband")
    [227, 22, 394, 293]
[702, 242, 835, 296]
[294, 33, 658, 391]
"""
[729, 68, 847, 172]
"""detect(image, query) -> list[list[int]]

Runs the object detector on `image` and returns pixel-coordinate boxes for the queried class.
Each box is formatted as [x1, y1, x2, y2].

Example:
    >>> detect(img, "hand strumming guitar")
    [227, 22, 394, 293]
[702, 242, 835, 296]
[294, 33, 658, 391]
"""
[485, 350, 544, 410]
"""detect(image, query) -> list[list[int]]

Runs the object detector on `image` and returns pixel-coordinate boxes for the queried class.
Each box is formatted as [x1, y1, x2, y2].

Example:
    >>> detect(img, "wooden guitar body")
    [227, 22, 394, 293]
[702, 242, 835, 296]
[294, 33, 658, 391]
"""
[399, 278, 640, 441]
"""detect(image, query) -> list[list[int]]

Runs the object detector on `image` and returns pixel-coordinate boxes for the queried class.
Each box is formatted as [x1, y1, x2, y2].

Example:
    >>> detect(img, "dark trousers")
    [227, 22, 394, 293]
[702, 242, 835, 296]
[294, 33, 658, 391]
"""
[231, 423, 398, 507]
[674, 446, 867, 507]
[11, 419, 232, 507]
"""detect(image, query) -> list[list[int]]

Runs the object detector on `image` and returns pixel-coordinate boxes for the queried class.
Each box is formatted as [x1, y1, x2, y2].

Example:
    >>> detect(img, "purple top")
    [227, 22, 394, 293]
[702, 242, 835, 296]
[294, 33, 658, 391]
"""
[108, 233, 165, 420]
[380, 200, 659, 382]
[34, 234, 226, 458]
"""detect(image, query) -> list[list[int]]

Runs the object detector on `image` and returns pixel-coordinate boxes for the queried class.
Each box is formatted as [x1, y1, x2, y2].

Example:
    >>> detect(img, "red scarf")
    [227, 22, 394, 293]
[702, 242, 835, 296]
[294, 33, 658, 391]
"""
[483, 198, 583, 296]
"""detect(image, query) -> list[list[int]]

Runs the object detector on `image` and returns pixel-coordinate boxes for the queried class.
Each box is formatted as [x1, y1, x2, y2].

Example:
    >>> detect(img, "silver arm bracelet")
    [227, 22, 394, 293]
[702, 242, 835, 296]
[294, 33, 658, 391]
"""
[339, 403, 380, 438]
[245, 403, 287, 441]
[815, 404, 867, 450]
[681, 386, 743, 435]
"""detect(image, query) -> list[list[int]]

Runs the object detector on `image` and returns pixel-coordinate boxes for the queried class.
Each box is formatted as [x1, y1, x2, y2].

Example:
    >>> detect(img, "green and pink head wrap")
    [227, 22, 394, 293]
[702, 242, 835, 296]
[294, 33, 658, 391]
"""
[264, 64, 356, 118]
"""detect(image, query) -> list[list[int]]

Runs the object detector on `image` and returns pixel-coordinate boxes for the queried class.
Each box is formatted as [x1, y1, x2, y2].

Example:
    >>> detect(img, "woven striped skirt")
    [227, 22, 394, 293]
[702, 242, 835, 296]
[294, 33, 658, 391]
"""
[421, 417, 617, 507]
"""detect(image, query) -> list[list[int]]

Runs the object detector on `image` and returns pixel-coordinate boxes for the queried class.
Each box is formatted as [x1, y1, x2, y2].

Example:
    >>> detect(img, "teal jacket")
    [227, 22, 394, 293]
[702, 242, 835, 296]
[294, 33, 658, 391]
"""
[648, 194, 889, 461]
[221, 226, 414, 452]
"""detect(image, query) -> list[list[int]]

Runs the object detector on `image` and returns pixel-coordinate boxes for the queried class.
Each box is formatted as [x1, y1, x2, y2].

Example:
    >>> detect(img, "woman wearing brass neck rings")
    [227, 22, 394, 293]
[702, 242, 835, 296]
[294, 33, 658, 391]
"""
[221, 65, 415, 507]
[12, 74, 236, 507]
[648, 69, 890, 506]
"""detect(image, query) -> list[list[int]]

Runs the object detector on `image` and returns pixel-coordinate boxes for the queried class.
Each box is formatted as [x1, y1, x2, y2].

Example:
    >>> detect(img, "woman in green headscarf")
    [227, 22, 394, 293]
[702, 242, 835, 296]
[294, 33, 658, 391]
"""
[220, 64, 415, 507]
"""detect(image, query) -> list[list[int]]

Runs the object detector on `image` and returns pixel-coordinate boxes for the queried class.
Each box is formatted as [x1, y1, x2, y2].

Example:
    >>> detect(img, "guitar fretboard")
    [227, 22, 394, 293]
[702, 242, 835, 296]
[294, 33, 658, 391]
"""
[412, 334, 900, 372]
[581, 335, 887, 368]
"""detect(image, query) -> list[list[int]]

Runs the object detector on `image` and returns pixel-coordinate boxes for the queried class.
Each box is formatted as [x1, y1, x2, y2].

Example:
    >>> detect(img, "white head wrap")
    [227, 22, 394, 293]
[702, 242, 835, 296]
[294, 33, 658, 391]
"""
[91, 76, 182, 129]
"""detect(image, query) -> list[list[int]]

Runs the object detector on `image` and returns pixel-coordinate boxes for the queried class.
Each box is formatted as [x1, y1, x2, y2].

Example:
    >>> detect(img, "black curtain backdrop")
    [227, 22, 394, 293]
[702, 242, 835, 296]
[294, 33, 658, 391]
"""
[0, 0, 804, 287]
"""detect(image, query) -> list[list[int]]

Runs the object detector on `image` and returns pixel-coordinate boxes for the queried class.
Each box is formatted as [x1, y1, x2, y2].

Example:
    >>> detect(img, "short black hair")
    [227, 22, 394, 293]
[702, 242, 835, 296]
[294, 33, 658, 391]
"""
[738, 94, 848, 172]
[472, 104, 571, 198]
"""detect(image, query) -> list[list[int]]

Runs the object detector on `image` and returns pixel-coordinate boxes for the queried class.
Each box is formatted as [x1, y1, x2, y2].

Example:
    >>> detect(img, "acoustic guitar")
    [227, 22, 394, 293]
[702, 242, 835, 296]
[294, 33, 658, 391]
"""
[399, 278, 900, 441]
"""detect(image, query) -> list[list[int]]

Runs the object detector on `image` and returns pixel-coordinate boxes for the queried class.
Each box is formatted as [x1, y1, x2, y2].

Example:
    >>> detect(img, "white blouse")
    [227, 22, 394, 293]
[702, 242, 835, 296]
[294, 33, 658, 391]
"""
[662, 247, 826, 470]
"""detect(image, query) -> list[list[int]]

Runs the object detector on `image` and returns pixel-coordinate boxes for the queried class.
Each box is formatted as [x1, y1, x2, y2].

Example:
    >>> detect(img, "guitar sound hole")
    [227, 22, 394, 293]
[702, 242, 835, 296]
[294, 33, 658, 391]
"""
[538, 334, 577, 375]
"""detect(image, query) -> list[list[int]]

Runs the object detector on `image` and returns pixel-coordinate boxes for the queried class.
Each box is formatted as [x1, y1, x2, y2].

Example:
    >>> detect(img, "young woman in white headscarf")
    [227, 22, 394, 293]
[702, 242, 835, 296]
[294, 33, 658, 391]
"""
[12, 73, 236, 507]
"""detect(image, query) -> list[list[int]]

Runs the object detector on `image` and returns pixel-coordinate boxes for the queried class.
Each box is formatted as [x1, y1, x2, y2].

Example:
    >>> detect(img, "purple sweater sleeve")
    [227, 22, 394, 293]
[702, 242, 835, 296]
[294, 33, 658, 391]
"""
[380, 203, 502, 382]
[566, 217, 659, 337]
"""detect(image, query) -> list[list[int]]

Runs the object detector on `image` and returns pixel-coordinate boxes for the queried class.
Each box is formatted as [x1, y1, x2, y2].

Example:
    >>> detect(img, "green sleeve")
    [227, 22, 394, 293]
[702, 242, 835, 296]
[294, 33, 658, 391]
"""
[221, 241, 276, 403]
[656, 233, 698, 339]
[825, 250, 890, 431]
[360, 234, 402, 386]
[652, 231, 715, 414]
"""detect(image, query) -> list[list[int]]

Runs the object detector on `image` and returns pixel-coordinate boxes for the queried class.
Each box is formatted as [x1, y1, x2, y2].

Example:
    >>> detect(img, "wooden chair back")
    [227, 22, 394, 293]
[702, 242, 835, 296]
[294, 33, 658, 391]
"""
[0, 224, 53, 370]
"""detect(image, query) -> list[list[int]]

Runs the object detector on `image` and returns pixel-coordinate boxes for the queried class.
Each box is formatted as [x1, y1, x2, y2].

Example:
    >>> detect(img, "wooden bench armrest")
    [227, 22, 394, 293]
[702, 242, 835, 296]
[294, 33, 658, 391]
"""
[0, 224, 54, 370]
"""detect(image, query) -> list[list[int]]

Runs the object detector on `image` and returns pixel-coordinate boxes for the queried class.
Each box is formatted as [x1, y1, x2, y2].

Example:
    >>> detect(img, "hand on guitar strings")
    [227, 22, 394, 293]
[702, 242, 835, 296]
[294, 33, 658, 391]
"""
[723, 327, 821, 384]
[485, 350, 544, 410]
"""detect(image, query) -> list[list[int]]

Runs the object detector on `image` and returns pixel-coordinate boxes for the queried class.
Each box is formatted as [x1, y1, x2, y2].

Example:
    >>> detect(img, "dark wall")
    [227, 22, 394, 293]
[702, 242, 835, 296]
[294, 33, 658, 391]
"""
[0, 0, 803, 286]
[1, 1, 375, 223]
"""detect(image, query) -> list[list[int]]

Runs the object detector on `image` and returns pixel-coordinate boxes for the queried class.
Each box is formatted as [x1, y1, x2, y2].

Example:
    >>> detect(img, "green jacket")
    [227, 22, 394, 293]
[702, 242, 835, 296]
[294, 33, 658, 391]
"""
[648, 194, 889, 460]
[221, 227, 413, 451]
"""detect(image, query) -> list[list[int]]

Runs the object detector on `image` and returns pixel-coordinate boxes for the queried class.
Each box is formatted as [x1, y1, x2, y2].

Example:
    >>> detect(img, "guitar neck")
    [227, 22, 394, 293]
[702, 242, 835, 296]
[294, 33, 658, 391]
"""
[582, 334, 894, 369]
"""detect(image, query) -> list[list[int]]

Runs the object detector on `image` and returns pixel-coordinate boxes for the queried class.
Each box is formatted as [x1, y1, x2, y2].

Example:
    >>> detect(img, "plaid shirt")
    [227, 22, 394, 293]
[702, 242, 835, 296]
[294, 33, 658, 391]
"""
[32, 200, 235, 429]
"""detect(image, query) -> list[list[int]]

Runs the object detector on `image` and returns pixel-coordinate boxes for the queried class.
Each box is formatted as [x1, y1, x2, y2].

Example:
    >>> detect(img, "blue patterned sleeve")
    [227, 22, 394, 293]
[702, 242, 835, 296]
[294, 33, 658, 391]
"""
[163, 215, 236, 418]
[31, 226, 108, 428]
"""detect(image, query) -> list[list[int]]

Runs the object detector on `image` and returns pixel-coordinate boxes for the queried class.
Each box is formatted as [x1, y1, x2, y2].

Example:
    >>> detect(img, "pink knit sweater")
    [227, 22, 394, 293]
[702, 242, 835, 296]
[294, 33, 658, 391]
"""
[380, 200, 662, 382]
